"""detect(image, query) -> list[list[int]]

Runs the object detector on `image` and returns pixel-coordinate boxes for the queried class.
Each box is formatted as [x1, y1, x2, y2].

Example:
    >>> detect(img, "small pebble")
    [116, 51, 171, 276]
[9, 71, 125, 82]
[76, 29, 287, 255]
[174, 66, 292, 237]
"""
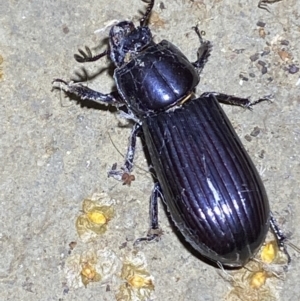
[256, 21, 266, 27]
[245, 135, 252, 142]
[280, 40, 289, 46]
[250, 126, 261, 137]
[288, 64, 299, 74]
[250, 53, 259, 62]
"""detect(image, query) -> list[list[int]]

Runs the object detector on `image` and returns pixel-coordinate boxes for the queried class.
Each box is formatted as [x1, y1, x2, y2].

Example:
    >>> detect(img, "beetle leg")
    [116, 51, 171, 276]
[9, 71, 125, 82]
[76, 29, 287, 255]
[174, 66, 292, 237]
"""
[270, 213, 291, 264]
[202, 92, 270, 109]
[134, 182, 163, 245]
[139, 0, 155, 27]
[192, 25, 213, 75]
[258, 0, 282, 12]
[108, 123, 141, 184]
[258, 0, 271, 12]
[52, 79, 123, 106]
[74, 47, 108, 63]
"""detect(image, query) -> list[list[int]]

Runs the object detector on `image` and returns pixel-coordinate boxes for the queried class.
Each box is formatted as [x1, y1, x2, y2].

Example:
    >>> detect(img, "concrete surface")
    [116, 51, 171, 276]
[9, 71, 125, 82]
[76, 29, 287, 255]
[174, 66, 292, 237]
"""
[1, 0, 300, 300]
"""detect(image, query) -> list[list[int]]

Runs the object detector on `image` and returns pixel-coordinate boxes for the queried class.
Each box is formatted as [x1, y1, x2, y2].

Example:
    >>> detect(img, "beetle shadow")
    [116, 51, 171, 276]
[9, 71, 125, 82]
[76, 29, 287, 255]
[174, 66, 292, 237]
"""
[139, 134, 240, 271]
[70, 64, 116, 108]
[57, 39, 118, 112]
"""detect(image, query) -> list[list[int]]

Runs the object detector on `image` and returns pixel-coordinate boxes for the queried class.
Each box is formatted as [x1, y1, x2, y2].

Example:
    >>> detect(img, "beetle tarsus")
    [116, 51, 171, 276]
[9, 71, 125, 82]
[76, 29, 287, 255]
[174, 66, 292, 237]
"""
[52, 79, 121, 105]
[247, 96, 272, 108]
[192, 25, 213, 75]
[108, 123, 141, 184]
[203, 92, 270, 109]
[74, 47, 108, 63]
[134, 230, 162, 245]
[134, 182, 162, 245]
[270, 213, 291, 264]
[258, 0, 282, 12]
[140, 0, 155, 26]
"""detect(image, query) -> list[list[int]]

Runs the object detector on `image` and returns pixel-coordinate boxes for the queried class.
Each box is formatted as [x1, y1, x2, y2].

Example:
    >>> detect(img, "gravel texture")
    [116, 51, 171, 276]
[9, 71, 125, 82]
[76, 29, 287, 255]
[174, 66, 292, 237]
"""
[1, 0, 300, 300]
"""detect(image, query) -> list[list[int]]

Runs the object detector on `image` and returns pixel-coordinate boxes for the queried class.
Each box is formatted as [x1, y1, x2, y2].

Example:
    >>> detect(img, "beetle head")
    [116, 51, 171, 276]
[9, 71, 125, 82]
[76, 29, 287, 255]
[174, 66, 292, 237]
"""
[109, 21, 152, 67]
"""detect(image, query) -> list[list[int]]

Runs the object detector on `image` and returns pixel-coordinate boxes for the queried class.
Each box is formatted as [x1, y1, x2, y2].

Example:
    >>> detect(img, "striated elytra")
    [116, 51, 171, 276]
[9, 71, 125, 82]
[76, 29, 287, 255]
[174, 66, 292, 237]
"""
[53, 0, 287, 267]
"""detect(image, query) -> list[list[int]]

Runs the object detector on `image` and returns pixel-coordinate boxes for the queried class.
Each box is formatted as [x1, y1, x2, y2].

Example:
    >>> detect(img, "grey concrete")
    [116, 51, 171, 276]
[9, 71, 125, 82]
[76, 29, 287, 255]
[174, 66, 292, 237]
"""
[1, 0, 300, 300]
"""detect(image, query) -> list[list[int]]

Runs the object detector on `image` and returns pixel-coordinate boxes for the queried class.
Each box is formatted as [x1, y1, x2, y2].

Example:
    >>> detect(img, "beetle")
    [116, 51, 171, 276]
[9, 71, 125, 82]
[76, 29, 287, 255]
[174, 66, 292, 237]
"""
[53, 0, 288, 267]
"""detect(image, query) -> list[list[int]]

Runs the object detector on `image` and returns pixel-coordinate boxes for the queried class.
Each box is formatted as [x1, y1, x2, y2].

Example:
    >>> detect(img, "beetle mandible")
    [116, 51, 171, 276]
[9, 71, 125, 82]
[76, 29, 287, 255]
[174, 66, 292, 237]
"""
[53, 0, 288, 267]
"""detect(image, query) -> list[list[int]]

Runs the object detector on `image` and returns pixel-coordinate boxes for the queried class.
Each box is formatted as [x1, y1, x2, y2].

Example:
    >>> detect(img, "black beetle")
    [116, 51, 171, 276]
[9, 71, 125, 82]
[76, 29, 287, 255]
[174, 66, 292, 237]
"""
[53, 0, 288, 267]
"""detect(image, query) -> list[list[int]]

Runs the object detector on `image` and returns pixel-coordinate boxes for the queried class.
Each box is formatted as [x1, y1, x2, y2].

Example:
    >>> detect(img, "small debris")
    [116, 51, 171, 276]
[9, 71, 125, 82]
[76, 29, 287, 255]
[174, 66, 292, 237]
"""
[258, 60, 266, 67]
[62, 24, 70, 34]
[250, 53, 259, 62]
[233, 49, 245, 54]
[261, 48, 271, 56]
[245, 135, 252, 142]
[249, 270, 268, 289]
[122, 173, 136, 186]
[69, 241, 77, 252]
[159, 2, 166, 9]
[261, 66, 268, 75]
[261, 241, 278, 264]
[116, 252, 155, 301]
[64, 248, 121, 289]
[259, 28, 266, 39]
[288, 64, 299, 74]
[239, 74, 249, 81]
[250, 126, 261, 137]
[81, 262, 102, 287]
[256, 21, 266, 27]
[278, 50, 292, 61]
[259, 150, 265, 159]
[280, 40, 289, 46]
[76, 193, 115, 242]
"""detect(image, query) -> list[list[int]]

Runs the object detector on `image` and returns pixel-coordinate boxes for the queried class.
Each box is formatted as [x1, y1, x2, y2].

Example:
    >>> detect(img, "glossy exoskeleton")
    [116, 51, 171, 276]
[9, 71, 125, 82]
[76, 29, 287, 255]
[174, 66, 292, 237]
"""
[53, 0, 287, 267]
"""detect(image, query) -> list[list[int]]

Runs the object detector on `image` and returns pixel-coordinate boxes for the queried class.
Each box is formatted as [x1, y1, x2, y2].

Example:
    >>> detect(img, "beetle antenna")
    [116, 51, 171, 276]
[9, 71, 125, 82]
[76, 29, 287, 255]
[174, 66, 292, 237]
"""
[140, 0, 155, 26]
